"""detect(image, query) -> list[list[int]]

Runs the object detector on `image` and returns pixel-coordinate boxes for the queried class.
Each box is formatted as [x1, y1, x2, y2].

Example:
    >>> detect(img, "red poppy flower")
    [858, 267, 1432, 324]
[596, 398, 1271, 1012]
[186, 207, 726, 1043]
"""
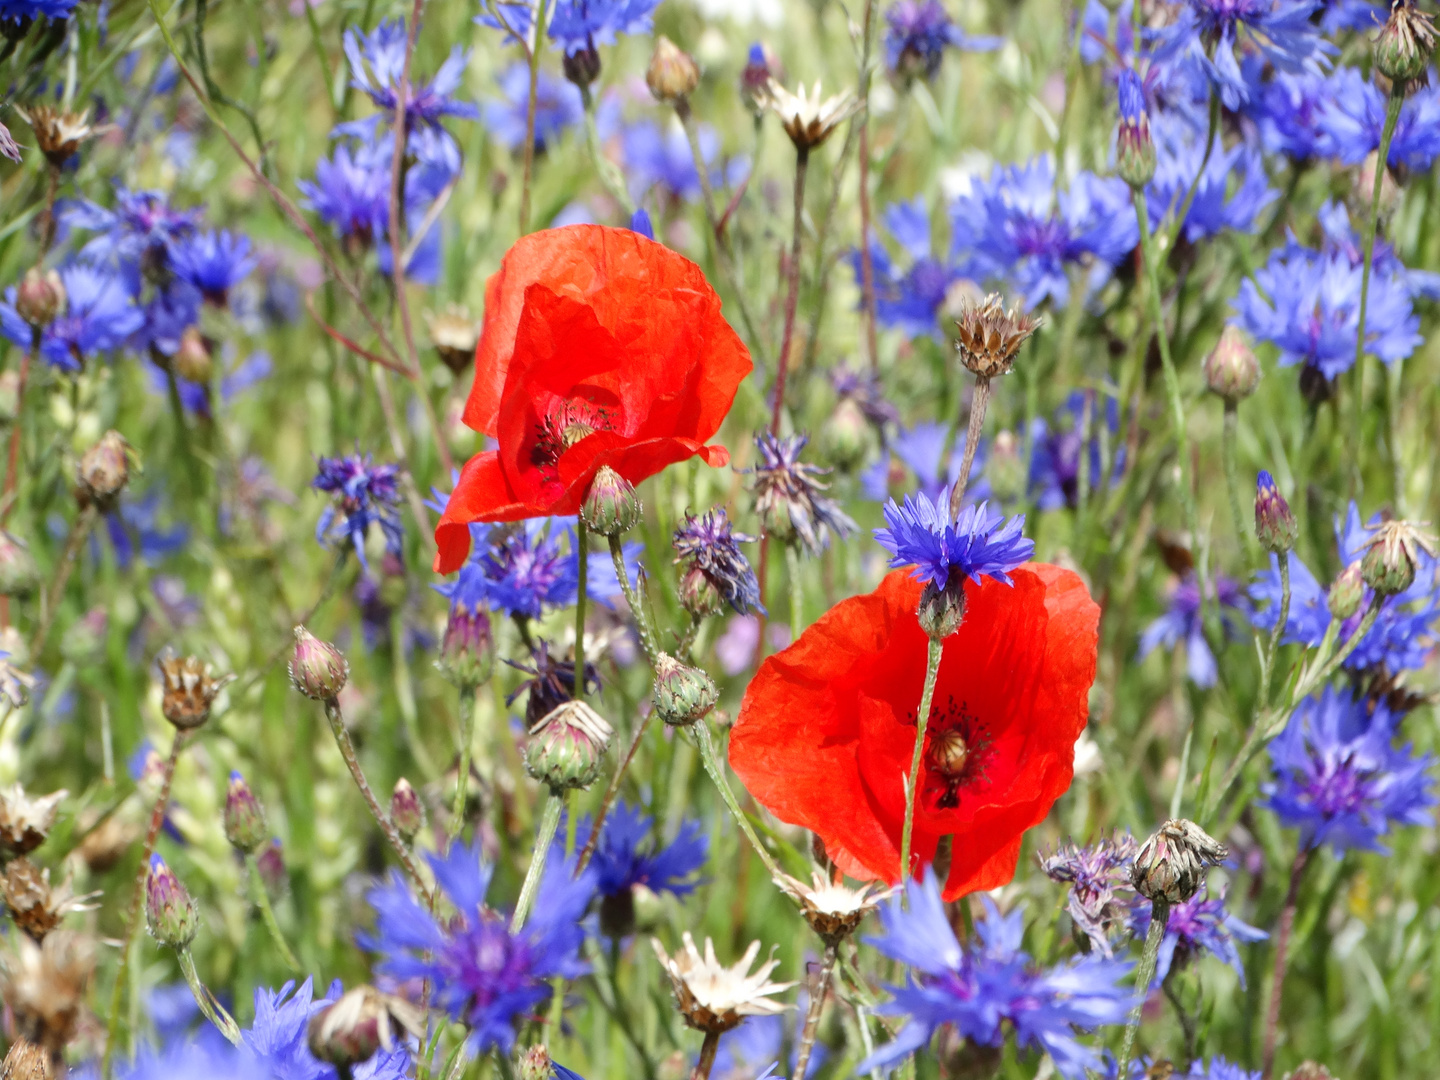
[729, 565, 1100, 900]
[434, 225, 752, 573]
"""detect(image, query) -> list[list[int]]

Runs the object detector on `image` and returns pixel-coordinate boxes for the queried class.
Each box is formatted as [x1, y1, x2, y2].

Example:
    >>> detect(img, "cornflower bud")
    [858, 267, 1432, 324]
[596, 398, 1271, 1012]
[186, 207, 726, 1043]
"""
[563, 43, 601, 88]
[389, 778, 425, 844]
[648, 36, 701, 105]
[173, 326, 213, 384]
[1132, 819, 1228, 905]
[1360, 519, 1436, 596]
[1115, 68, 1155, 189]
[307, 985, 426, 1071]
[14, 268, 64, 329]
[819, 397, 874, 471]
[224, 771, 268, 854]
[917, 577, 966, 641]
[678, 565, 724, 618]
[1327, 562, 1366, 620]
[157, 650, 235, 730]
[1203, 326, 1260, 402]
[438, 602, 495, 690]
[1254, 471, 1298, 554]
[1375, 0, 1436, 85]
[740, 43, 777, 116]
[579, 465, 641, 537]
[289, 626, 349, 700]
[144, 855, 198, 949]
[76, 430, 134, 510]
[652, 653, 719, 727]
[0, 531, 39, 598]
[524, 700, 614, 793]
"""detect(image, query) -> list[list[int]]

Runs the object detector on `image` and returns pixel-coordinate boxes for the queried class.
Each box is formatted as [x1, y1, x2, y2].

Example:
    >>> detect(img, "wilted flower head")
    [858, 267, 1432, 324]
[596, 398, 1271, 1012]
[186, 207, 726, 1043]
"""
[156, 649, 235, 730]
[524, 700, 614, 793]
[307, 984, 426, 1069]
[750, 433, 858, 556]
[0, 785, 66, 859]
[952, 293, 1041, 379]
[761, 79, 861, 150]
[673, 509, 763, 616]
[647, 35, 701, 104]
[507, 640, 601, 728]
[2, 858, 94, 941]
[312, 452, 404, 568]
[776, 871, 893, 945]
[1374, 0, 1436, 84]
[1360, 518, 1436, 595]
[426, 305, 480, 374]
[652, 932, 794, 1034]
[14, 104, 105, 167]
[1040, 833, 1140, 956]
[76, 430, 135, 510]
[1132, 819, 1229, 905]
[0, 929, 95, 1059]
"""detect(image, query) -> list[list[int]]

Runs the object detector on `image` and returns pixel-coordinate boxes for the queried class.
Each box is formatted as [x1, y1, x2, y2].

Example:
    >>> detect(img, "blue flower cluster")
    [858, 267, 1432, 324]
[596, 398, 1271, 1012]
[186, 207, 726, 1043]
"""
[312, 452, 404, 568]
[1139, 573, 1250, 688]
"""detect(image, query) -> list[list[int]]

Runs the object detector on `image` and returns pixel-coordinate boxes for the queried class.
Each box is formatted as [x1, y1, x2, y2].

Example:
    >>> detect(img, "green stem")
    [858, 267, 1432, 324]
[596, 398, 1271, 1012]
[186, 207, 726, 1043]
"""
[1164, 92, 1220, 253]
[609, 532, 659, 664]
[694, 719, 782, 880]
[1261, 847, 1310, 1079]
[575, 520, 588, 703]
[322, 698, 433, 903]
[30, 502, 98, 657]
[1222, 402, 1256, 561]
[517, 0, 551, 234]
[1116, 898, 1170, 1079]
[246, 853, 302, 973]
[1351, 85, 1405, 491]
[1258, 554, 1291, 711]
[771, 145, 810, 434]
[579, 83, 634, 215]
[786, 544, 803, 637]
[578, 711, 653, 872]
[899, 639, 943, 888]
[449, 686, 476, 841]
[178, 947, 243, 1045]
[511, 791, 563, 932]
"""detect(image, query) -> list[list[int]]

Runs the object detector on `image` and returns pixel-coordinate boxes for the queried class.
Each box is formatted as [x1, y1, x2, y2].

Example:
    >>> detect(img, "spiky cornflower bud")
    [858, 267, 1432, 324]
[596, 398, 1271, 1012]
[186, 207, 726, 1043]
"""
[1327, 562, 1366, 620]
[518, 1046, 555, 1080]
[1360, 518, 1436, 596]
[223, 772, 268, 854]
[917, 577, 967, 641]
[0, 531, 39, 598]
[172, 326, 213, 384]
[289, 626, 350, 700]
[157, 650, 235, 730]
[75, 430, 134, 511]
[1254, 471, 1299, 554]
[1374, 0, 1435, 86]
[425, 305, 480, 375]
[389, 778, 425, 845]
[307, 985, 426, 1070]
[13, 268, 65, 329]
[144, 855, 198, 949]
[1114, 67, 1155, 189]
[524, 700, 614, 793]
[438, 601, 495, 690]
[1132, 819, 1228, 905]
[652, 653, 719, 727]
[1203, 325, 1260, 402]
[953, 293, 1041, 379]
[579, 465, 641, 537]
[647, 35, 701, 105]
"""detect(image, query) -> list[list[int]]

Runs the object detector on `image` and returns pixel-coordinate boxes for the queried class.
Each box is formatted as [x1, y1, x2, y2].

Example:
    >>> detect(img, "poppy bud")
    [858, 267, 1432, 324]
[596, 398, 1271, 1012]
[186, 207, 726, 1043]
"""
[652, 652, 718, 727]
[678, 565, 724, 619]
[1132, 818, 1228, 905]
[256, 838, 288, 895]
[524, 700, 614, 793]
[518, 1046, 554, 1080]
[59, 607, 107, 667]
[438, 603, 495, 690]
[1114, 68, 1155, 190]
[307, 985, 425, 1070]
[917, 577, 966, 641]
[157, 650, 235, 730]
[647, 36, 701, 105]
[289, 626, 349, 700]
[1374, 0, 1435, 85]
[1327, 562, 1366, 620]
[425, 305, 480, 375]
[819, 398, 874, 471]
[580, 465, 641, 537]
[563, 43, 602, 88]
[76, 430, 134, 510]
[1203, 326, 1260, 402]
[14, 268, 65, 329]
[145, 855, 198, 949]
[389, 778, 425, 844]
[173, 326, 213, 384]
[224, 771, 268, 854]
[1254, 471, 1298, 554]
[0, 531, 39, 597]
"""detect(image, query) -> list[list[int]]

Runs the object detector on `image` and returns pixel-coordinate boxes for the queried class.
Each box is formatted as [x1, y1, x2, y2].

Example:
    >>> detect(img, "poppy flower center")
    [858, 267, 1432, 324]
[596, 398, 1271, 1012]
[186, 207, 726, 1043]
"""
[917, 696, 993, 810]
[531, 398, 615, 475]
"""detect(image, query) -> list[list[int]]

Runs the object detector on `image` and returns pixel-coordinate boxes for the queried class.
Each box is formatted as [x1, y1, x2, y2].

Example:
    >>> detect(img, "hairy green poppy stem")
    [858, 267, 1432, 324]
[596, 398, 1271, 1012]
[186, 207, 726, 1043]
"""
[695, 719, 782, 880]
[511, 791, 563, 932]
[449, 686, 477, 840]
[898, 638, 943, 893]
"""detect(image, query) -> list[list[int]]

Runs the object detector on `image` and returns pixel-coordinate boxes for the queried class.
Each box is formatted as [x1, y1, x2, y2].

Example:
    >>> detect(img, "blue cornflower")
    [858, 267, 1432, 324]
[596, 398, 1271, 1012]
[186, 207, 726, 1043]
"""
[1153, 0, 1335, 110]
[1040, 833, 1142, 958]
[1316, 65, 1440, 174]
[883, 0, 1001, 82]
[861, 871, 1136, 1078]
[1138, 573, 1249, 688]
[168, 229, 257, 305]
[673, 509, 764, 615]
[0, 0, 79, 24]
[875, 494, 1032, 591]
[484, 64, 583, 152]
[146, 982, 202, 1043]
[1262, 687, 1436, 853]
[948, 156, 1137, 310]
[1231, 202, 1424, 380]
[621, 119, 738, 204]
[453, 520, 577, 619]
[1145, 114, 1275, 243]
[61, 186, 201, 277]
[751, 433, 859, 557]
[581, 801, 707, 902]
[851, 198, 965, 339]
[1185, 1059, 1262, 1080]
[299, 137, 391, 247]
[1131, 889, 1267, 986]
[548, 0, 659, 55]
[312, 452, 404, 568]
[1080, 0, 1136, 66]
[106, 1040, 263, 1080]
[0, 263, 144, 372]
[244, 977, 411, 1080]
[1318, 0, 1383, 30]
[365, 840, 594, 1054]
[1027, 390, 1123, 511]
[1253, 70, 1332, 161]
[102, 491, 188, 569]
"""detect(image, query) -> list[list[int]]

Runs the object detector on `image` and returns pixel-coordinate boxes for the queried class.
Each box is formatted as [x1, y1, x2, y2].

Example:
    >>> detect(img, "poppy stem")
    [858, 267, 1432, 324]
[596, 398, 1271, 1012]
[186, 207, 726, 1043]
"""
[898, 638, 943, 893]
[1261, 845, 1311, 1078]
[694, 719, 783, 881]
[512, 791, 564, 932]
[793, 941, 838, 1080]
[1115, 896, 1170, 1079]
[786, 544, 804, 637]
[609, 533, 659, 664]
[575, 520, 588, 703]
[772, 145, 810, 434]
[948, 375, 990, 521]
[449, 685, 477, 840]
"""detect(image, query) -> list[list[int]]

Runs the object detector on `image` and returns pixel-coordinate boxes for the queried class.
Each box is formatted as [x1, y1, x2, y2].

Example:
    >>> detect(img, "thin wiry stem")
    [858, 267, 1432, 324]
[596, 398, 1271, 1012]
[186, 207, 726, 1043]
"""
[772, 146, 810, 434]
[511, 791, 563, 931]
[899, 638, 943, 889]
[178, 948, 243, 1045]
[578, 712, 652, 872]
[246, 852, 302, 972]
[694, 720, 783, 880]
[948, 376, 991, 521]
[31, 502, 97, 657]
[1116, 898, 1170, 1079]
[1261, 846, 1310, 1078]
[518, 0, 552, 234]
[793, 942, 838, 1080]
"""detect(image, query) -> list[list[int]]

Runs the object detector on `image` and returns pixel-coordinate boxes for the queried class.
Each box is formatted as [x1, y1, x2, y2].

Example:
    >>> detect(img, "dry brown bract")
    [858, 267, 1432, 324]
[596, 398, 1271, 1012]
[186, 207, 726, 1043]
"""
[1132, 818, 1228, 905]
[761, 79, 860, 151]
[157, 649, 236, 730]
[953, 294, 1042, 379]
[0, 1038, 52, 1080]
[0, 786, 66, 860]
[652, 932, 794, 1034]
[775, 871, 894, 946]
[13, 106, 107, 168]
[0, 930, 95, 1058]
[3, 858, 97, 941]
